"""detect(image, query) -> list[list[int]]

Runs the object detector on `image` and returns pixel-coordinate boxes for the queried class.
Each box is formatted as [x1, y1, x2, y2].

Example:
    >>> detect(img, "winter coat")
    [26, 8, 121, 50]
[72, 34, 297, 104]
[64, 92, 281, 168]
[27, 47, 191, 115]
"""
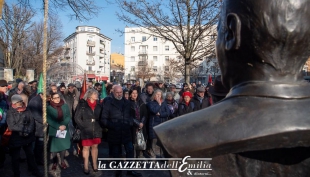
[100, 98, 133, 144]
[178, 101, 195, 116]
[191, 94, 211, 111]
[0, 93, 9, 134]
[47, 103, 71, 152]
[140, 92, 153, 104]
[165, 99, 179, 119]
[147, 100, 171, 139]
[130, 98, 148, 142]
[7, 107, 35, 148]
[28, 95, 43, 137]
[63, 88, 80, 116]
[74, 99, 102, 140]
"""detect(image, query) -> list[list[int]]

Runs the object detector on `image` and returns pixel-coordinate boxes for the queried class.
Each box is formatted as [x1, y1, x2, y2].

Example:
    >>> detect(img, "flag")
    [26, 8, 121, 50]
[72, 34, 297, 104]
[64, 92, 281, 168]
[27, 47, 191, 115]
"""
[80, 73, 87, 99]
[100, 82, 107, 100]
[37, 73, 43, 94]
[208, 75, 212, 84]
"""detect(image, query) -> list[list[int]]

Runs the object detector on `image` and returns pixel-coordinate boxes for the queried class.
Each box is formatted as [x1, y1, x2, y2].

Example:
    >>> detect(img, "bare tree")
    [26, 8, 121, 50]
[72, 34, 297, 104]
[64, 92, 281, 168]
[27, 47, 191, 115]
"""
[22, 15, 63, 76]
[116, 0, 220, 83]
[16, 0, 101, 21]
[164, 58, 182, 83]
[0, 4, 34, 76]
[135, 61, 156, 82]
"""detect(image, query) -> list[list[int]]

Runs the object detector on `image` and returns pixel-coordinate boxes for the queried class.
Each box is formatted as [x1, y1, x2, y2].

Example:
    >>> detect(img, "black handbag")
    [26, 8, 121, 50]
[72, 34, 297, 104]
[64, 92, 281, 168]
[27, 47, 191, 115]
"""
[71, 128, 81, 143]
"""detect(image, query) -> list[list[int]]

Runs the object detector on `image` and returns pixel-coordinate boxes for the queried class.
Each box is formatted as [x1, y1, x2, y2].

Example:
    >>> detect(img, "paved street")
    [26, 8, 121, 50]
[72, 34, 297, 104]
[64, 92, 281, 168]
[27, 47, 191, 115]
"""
[0, 141, 171, 177]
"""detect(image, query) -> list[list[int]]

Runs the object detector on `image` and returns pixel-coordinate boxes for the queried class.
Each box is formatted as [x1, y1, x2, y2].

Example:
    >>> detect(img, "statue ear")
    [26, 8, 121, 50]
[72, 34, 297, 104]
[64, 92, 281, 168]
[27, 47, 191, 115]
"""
[225, 13, 241, 50]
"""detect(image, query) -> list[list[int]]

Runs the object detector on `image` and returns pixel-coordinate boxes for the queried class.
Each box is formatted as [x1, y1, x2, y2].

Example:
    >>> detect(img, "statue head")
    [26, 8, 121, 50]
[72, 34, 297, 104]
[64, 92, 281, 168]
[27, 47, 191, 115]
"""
[216, 0, 310, 88]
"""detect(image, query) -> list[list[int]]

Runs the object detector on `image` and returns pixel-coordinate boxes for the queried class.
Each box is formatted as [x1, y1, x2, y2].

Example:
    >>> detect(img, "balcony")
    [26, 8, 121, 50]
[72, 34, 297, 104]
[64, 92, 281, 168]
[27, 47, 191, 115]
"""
[138, 50, 148, 55]
[99, 62, 105, 66]
[63, 45, 70, 50]
[86, 51, 96, 56]
[86, 59, 95, 66]
[100, 40, 105, 45]
[87, 40, 95, 47]
[138, 61, 147, 66]
[86, 71, 95, 74]
[99, 52, 106, 56]
[64, 53, 70, 59]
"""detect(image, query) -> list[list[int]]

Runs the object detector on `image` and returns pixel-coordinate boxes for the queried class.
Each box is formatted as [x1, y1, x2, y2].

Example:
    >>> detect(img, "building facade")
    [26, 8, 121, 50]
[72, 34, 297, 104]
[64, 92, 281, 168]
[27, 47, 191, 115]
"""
[110, 53, 125, 83]
[62, 26, 112, 82]
[124, 27, 218, 84]
[124, 27, 181, 83]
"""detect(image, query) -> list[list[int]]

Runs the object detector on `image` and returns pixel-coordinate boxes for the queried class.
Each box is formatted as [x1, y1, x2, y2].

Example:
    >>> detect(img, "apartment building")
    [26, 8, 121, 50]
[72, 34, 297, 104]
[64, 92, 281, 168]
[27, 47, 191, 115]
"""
[124, 26, 219, 84]
[124, 27, 181, 83]
[63, 26, 112, 82]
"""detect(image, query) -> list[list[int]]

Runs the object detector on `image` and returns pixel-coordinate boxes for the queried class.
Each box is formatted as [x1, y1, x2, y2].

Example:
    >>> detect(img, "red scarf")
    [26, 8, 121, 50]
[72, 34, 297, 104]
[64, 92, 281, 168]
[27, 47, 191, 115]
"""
[50, 99, 64, 121]
[87, 99, 96, 111]
[12, 103, 27, 112]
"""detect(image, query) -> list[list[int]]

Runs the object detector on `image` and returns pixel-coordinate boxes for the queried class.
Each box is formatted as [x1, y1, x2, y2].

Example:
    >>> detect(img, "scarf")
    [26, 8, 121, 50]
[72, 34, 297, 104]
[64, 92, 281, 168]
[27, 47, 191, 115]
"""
[50, 99, 64, 121]
[11, 103, 27, 112]
[87, 99, 97, 111]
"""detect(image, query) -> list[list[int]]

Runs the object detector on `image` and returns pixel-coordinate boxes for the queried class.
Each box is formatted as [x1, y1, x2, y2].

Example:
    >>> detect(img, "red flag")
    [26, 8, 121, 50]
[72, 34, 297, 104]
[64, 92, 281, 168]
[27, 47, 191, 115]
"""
[208, 75, 212, 84]
[80, 73, 87, 99]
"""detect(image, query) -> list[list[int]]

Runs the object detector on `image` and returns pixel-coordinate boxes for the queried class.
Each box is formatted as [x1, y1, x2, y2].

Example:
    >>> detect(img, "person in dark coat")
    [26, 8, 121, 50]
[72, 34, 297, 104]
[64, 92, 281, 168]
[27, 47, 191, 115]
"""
[0, 80, 9, 168]
[100, 85, 141, 177]
[129, 88, 148, 158]
[47, 93, 71, 171]
[191, 87, 211, 111]
[74, 89, 102, 174]
[7, 94, 42, 177]
[147, 89, 171, 158]
[63, 83, 79, 117]
[28, 94, 44, 165]
[140, 83, 154, 104]
[178, 91, 195, 116]
[164, 92, 178, 119]
[131, 80, 142, 94]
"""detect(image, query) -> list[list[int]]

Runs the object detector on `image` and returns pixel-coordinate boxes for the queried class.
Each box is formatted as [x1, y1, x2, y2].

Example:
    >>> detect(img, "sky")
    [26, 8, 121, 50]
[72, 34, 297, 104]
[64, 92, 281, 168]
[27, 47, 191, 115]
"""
[7, 0, 126, 54]
[56, 1, 126, 54]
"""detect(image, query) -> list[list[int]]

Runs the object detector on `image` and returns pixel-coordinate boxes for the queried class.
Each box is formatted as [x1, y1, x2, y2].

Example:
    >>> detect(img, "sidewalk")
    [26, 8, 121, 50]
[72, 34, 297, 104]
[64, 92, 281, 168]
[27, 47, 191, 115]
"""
[0, 141, 171, 177]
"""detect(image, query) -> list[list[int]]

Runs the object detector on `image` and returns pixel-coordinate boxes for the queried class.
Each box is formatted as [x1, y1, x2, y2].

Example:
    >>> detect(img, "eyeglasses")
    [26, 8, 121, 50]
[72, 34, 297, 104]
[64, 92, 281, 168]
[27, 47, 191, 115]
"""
[0, 85, 8, 87]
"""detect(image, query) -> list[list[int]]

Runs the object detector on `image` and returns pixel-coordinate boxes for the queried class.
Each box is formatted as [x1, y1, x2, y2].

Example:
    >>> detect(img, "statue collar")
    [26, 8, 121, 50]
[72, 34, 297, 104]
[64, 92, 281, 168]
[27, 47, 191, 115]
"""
[226, 81, 310, 99]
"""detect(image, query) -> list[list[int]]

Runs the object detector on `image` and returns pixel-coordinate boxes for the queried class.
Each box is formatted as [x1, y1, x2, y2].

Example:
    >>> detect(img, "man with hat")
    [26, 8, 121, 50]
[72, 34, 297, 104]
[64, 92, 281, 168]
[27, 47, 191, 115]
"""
[155, 0, 310, 176]
[191, 86, 211, 111]
[208, 75, 229, 104]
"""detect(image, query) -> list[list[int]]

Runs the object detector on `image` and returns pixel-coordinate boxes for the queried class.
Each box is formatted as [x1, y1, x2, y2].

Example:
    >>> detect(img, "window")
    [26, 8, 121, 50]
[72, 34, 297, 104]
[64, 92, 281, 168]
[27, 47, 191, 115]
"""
[131, 37, 135, 42]
[165, 56, 169, 61]
[142, 36, 146, 42]
[88, 35, 94, 41]
[88, 66, 92, 71]
[130, 56, 135, 61]
[131, 66, 135, 71]
[165, 66, 169, 71]
[165, 46, 169, 51]
[80, 27, 85, 31]
[153, 46, 158, 51]
[153, 36, 157, 41]
[131, 46, 135, 52]
[153, 56, 158, 61]
[88, 28, 94, 32]
[153, 66, 157, 72]
[89, 47, 93, 53]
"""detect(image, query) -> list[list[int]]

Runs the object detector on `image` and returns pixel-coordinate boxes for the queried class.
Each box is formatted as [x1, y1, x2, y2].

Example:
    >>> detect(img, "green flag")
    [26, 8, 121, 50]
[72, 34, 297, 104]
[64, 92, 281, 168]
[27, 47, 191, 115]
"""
[100, 82, 107, 100]
[37, 73, 43, 94]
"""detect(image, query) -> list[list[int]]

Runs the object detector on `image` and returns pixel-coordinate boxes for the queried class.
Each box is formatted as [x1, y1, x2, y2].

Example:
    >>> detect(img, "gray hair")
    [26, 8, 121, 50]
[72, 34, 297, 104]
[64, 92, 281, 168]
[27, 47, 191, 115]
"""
[165, 92, 173, 98]
[151, 89, 164, 101]
[83, 88, 99, 100]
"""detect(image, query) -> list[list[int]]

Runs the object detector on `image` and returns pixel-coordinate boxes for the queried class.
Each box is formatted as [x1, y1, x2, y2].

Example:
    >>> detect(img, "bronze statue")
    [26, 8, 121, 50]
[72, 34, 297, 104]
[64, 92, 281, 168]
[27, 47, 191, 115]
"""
[154, 0, 310, 176]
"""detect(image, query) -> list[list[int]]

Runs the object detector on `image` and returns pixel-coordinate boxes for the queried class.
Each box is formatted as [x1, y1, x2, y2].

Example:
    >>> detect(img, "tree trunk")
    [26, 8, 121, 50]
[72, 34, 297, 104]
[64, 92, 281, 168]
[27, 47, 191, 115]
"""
[185, 59, 191, 83]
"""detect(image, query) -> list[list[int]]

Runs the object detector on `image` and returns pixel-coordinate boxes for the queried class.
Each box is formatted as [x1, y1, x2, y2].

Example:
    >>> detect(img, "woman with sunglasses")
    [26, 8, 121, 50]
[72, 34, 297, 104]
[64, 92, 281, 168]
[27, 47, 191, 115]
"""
[47, 92, 71, 171]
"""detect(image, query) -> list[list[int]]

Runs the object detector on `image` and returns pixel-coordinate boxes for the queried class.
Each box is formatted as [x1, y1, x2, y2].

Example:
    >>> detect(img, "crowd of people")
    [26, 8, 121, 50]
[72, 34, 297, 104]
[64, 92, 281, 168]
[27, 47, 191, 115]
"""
[0, 77, 229, 177]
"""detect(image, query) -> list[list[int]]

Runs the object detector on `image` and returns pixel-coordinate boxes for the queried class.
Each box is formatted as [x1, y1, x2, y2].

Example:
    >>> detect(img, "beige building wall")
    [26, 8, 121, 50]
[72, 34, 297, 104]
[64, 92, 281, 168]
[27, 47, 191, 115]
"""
[110, 53, 125, 68]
